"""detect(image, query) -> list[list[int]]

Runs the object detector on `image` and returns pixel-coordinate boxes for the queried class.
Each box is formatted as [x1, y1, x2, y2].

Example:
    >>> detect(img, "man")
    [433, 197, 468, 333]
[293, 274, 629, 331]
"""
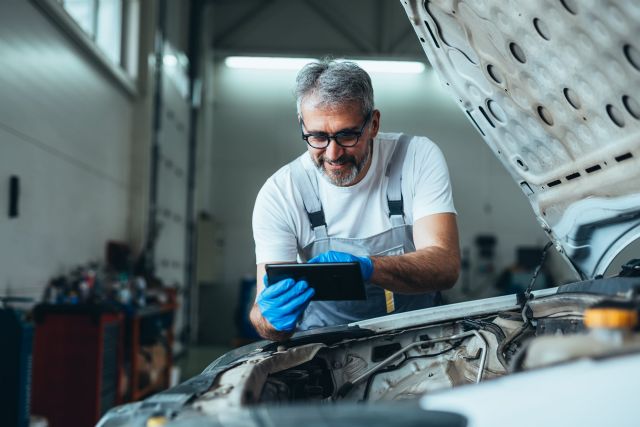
[250, 59, 460, 341]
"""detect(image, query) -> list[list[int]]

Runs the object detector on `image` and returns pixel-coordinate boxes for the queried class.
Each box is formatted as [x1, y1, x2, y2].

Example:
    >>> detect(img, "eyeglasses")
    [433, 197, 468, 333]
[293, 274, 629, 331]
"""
[300, 112, 372, 149]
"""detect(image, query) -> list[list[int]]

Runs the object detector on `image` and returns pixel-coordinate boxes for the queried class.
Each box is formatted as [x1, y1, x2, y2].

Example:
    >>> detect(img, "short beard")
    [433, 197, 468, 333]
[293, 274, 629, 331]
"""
[313, 140, 372, 186]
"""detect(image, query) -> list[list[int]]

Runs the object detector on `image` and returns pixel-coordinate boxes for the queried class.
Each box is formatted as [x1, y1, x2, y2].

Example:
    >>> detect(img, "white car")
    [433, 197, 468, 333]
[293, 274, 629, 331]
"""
[99, 1, 640, 426]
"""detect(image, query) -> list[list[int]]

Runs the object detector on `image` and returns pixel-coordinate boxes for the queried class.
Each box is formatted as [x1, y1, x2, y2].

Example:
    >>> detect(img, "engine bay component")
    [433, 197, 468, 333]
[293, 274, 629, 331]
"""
[336, 329, 488, 400]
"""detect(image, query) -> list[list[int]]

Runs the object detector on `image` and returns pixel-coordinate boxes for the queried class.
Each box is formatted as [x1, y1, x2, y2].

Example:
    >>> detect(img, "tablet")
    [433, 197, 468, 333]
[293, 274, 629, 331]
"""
[265, 262, 366, 301]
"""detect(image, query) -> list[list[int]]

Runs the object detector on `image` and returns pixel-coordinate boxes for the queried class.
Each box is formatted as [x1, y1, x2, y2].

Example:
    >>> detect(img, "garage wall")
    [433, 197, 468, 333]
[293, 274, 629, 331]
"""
[0, 0, 135, 299]
[202, 62, 577, 345]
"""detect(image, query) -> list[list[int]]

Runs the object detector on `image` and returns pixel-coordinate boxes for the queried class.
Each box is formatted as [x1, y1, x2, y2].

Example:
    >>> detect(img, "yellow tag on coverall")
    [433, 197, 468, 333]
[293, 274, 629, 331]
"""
[385, 290, 395, 313]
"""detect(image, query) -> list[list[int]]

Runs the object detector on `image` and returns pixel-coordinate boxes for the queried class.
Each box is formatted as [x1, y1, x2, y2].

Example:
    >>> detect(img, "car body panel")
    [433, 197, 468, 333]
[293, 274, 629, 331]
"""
[420, 352, 640, 427]
[400, 0, 640, 279]
[350, 287, 556, 332]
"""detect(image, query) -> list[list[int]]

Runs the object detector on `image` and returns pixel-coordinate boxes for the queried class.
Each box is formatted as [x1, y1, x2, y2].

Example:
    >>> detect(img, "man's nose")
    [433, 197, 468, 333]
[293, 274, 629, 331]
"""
[324, 138, 345, 160]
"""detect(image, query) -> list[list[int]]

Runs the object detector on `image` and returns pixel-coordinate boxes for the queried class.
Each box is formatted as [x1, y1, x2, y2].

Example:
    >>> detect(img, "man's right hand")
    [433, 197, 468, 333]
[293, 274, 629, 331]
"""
[256, 277, 315, 332]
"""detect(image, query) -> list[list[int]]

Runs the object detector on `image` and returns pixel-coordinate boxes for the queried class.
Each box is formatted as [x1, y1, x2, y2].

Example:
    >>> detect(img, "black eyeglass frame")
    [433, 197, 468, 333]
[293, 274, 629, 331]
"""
[300, 111, 372, 149]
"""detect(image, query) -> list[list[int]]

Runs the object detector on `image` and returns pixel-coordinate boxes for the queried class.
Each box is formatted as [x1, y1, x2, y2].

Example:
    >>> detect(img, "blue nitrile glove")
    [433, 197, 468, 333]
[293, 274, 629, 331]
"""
[257, 277, 315, 332]
[308, 250, 374, 281]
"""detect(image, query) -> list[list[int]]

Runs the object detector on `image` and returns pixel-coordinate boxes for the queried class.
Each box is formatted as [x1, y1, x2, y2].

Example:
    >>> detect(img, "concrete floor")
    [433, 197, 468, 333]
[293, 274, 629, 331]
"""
[176, 345, 232, 381]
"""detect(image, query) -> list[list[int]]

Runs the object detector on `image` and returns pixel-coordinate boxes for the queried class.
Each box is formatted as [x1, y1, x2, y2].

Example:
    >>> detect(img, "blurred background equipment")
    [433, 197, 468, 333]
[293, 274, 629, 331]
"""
[0, 299, 34, 427]
[496, 246, 554, 295]
[26, 242, 177, 427]
[31, 304, 122, 427]
[233, 275, 260, 347]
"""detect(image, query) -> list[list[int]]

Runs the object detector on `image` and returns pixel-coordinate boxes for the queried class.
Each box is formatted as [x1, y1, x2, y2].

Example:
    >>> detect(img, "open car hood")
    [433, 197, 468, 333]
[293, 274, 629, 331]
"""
[400, 0, 640, 279]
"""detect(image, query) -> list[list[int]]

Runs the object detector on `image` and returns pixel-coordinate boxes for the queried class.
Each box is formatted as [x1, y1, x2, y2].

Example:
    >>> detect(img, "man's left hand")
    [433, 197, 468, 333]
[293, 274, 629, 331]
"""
[307, 250, 373, 281]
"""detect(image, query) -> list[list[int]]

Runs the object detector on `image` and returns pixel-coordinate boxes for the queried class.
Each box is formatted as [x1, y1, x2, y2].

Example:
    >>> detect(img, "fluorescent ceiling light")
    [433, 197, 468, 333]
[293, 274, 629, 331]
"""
[225, 57, 316, 70]
[224, 56, 426, 74]
[350, 59, 425, 74]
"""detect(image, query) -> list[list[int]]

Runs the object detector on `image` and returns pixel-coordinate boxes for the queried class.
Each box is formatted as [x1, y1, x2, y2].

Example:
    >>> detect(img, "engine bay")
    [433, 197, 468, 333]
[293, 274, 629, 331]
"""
[190, 278, 640, 416]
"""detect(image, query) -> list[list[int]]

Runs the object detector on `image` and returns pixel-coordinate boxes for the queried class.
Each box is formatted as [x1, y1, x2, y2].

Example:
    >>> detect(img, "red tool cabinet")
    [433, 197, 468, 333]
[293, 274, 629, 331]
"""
[31, 305, 123, 427]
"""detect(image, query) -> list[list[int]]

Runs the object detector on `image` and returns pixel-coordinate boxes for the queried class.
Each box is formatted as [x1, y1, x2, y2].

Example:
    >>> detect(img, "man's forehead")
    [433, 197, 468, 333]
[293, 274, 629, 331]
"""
[300, 95, 361, 116]
[300, 110, 364, 133]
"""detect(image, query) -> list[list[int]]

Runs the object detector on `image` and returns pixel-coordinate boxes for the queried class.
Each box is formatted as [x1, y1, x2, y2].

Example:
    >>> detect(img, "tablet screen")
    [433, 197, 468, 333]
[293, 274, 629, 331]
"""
[265, 262, 366, 301]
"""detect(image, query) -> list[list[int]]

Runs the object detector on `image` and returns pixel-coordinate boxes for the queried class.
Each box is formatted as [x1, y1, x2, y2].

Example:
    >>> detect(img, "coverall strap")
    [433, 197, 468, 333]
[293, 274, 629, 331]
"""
[289, 158, 327, 233]
[386, 134, 412, 224]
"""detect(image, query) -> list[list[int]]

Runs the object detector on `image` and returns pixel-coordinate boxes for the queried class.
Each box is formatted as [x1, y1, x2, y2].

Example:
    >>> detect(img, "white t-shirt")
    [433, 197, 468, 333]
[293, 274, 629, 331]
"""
[252, 132, 456, 264]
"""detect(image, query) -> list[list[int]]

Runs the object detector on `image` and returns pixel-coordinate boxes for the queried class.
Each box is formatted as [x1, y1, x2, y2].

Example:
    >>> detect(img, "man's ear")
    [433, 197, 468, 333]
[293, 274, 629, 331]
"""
[370, 109, 381, 138]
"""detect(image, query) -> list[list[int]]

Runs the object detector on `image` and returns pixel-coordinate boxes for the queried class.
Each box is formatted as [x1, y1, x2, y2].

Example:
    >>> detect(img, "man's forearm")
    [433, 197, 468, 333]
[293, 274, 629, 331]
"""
[370, 246, 460, 294]
[249, 303, 294, 342]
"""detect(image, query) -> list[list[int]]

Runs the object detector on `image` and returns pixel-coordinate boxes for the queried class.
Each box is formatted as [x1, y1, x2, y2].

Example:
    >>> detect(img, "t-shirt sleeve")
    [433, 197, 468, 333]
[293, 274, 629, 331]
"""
[252, 176, 299, 265]
[410, 137, 457, 221]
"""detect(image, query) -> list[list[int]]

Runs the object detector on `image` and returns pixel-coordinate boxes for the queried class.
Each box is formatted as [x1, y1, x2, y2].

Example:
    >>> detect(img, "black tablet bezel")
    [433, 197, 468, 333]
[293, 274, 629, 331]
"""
[265, 262, 366, 301]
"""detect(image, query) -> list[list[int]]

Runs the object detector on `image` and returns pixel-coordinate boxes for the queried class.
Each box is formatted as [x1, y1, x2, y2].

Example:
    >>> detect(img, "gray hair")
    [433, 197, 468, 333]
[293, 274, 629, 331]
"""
[295, 59, 374, 117]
